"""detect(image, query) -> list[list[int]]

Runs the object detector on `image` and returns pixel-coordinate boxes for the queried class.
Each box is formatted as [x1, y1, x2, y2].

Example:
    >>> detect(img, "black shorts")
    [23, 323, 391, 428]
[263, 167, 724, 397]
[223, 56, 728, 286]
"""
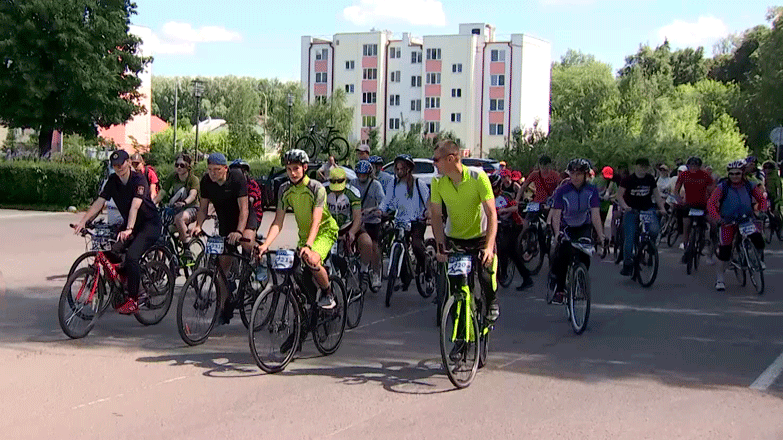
[364, 222, 381, 241]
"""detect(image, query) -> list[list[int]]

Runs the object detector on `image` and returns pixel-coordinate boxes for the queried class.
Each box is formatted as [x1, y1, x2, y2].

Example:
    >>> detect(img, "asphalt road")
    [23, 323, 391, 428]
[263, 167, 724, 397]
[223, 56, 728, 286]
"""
[1, 209, 782, 439]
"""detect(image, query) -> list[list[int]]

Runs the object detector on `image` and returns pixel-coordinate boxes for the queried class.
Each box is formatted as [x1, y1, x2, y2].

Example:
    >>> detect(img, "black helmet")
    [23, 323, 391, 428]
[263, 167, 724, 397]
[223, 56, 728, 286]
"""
[394, 154, 415, 169]
[488, 173, 502, 188]
[538, 155, 552, 166]
[566, 158, 591, 173]
[229, 159, 250, 172]
[686, 156, 702, 167]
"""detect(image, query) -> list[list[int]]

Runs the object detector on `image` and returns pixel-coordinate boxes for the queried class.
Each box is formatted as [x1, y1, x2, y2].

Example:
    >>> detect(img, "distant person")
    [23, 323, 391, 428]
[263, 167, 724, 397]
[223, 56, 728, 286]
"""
[130, 152, 159, 201]
[355, 144, 371, 163]
[370, 155, 393, 193]
[317, 155, 337, 182]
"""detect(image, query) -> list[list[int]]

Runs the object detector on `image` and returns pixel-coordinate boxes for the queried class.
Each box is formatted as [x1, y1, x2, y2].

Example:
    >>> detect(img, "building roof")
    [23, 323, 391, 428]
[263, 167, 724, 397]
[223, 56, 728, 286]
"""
[151, 115, 169, 134]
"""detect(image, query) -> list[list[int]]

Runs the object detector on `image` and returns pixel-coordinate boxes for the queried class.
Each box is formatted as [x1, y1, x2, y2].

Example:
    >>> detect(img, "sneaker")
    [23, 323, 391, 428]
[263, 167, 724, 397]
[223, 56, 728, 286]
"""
[619, 265, 633, 276]
[116, 297, 138, 314]
[218, 307, 233, 326]
[317, 289, 337, 309]
[370, 271, 382, 290]
[551, 291, 565, 305]
[679, 243, 685, 250]
[487, 300, 500, 322]
[516, 278, 534, 291]
[715, 281, 726, 292]
[449, 340, 467, 362]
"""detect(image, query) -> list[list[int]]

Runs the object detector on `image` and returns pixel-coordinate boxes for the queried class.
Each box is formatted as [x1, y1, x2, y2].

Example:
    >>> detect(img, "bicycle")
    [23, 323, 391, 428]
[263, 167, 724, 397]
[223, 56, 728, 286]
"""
[657, 208, 680, 248]
[729, 215, 765, 295]
[385, 220, 435, 307]
[248, 249, 347, 373]
[328, 235, 367, 329]
[683, 208, 708, 275]
[294, 124, 350, 162]
[59, 225, 175, 339]
[176, 234, 269, 346]
[67, 219, 120, 277]
[631, 211, 659, 287]
[517, 201, 552, 275]
[760, 210, 783, 244]
[439, 251, 492, 389]
[547, 232, 593, 334]
[611, 204, 624, 264]
[497, 223, 517, 288]
[143, 206, 205, 279]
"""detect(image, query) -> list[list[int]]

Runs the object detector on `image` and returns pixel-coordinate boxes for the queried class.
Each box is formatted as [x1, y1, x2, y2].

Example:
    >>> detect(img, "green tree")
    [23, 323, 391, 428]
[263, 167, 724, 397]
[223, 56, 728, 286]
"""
[225, 80, 262, 159]
[0, 0, 151, 157]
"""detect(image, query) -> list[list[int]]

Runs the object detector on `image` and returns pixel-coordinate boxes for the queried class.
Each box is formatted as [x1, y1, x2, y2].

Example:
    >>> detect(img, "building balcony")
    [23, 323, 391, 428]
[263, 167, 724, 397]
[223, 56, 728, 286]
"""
[362, 80, 378, 92]
[314, 60, 329, 72]
[362, 56, 378, 68]
[488, 111, 505, 124]
[424, 109, 440, 121]
[361, 104, 376, 116]
[489, 62, 505, 75]
[489, 86, 505, 99]
[424, 84, 441, 96]
[425, 60, 442, 72]
[314, 83, 328, 95]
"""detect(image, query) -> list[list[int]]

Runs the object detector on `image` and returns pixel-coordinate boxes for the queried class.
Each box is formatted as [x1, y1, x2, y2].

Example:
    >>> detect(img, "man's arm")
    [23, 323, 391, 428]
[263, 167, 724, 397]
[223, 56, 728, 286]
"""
[74, 197, 107, 233]
[616, 187, 630, 211]
[590, 207, 605, 242]
[481, 199, 498, 266]
[652, 187, 666, 213]
[236, 196, 249, 231]
[153, 188, 166, 205]
[258, 208, 286, 253]
[305, 206, 324, 248]
[430, 201, 446, 256]
[349, 208, 363, 236]
[194, 198, 210, 228]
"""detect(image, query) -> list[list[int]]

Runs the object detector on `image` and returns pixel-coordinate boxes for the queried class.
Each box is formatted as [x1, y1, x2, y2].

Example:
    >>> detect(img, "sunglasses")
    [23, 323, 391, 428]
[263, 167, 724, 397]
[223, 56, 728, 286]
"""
[175, 163, 188, 168]
[431, 153, 454, 163]
[330, 178, 346, 184]
[728, 172, 743, 176]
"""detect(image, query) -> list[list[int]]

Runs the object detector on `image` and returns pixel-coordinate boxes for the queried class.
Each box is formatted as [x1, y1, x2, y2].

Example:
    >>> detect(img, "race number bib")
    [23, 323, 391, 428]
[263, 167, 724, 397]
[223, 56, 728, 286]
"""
[639, 211, 656, 223]
[739, 221, 756, 236]
[524, 202, 540, 213]
[447, 255, 472, 276]
[273, 250, 295, 270]
[205, 236, 224, 255]
[688, 209, 705, 217]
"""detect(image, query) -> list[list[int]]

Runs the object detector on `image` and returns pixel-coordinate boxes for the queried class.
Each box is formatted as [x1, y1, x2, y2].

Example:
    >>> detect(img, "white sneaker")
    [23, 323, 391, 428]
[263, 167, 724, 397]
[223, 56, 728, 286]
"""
[679, 243, 685, 250]
[715, 281, 726, 291]
[371, 271, 382, 290]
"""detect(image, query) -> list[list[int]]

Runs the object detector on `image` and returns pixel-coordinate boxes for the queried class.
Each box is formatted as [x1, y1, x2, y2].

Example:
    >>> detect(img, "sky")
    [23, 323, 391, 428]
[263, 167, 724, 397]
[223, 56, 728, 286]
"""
[131, 0, 778, 81]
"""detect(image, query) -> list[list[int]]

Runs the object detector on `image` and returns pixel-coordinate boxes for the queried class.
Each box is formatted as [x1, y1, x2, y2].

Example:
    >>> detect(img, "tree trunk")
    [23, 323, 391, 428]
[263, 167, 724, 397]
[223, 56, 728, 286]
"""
[38, 126, 53, 158]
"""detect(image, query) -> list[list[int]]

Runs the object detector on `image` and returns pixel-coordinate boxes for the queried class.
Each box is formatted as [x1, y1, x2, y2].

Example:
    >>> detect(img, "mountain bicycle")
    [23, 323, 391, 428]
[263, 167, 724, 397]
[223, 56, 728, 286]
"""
[683, 208, 708, 275]
[294, 124, 350, 162]
[517, 201, 552, 275]
[248, 249, 347, 373]
[329, 235, 366, 329]
[385, 220, 436, 307]
[547, 232, 593, 335]
[60, 225, 175, 339]
[143, 206, 205, 279]
[631, 210, 659, 287]
[729, 215, 765, 295]
[67, 219, 120, 277]
[657, 208, 680, 247]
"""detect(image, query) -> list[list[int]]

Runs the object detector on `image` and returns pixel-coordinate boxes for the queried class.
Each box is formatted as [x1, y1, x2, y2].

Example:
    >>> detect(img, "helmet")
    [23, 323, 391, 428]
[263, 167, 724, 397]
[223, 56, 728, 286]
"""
[328, 167, 347, 191]
[686, 156, 702, 167]
[283, 149, 309, 165]
[229, 159, 250, 171]
[601, 166, 613, 179]
[369, 155, 384, 165]
[511, 170, 522, 181]
[488, 174, 502, 188]
[538, 155, 552, 166]
[394, 154, 415, 169]
[727, 160, 746, 171]
[355, 160, 373, 174]
[566, 158, 591, 173]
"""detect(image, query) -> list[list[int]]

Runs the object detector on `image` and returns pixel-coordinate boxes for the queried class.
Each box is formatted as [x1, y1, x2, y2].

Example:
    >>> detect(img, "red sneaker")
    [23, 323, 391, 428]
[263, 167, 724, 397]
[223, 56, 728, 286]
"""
[116, 297, 138, 314]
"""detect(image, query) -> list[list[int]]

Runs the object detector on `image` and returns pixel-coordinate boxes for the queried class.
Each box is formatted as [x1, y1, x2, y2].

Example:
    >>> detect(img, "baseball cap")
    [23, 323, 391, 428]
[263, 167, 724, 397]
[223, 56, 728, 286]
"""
[130, 152, 143, 163]
[601, 166, 613, 179]
[511, 170, 522, 181]
[110, 150, 129, 166]
[329, 167, 347, 191]
[207, 152, 227, 166]
[356, 144, 371, 153]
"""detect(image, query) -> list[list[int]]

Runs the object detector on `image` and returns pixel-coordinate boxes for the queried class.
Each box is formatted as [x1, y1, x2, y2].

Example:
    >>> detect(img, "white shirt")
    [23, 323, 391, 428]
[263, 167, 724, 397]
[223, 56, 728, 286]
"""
[379, 178, 429, 224]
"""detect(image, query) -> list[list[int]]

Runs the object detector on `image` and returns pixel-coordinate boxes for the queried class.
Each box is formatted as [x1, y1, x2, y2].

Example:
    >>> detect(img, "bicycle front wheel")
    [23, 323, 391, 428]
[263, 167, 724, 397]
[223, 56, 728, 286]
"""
[518, 228, 544, 275]
[635, 241, 659, 288]
[346, 260, 365, 329]
[58, 267, 108, 339]
[744, 240, 765, 295]
[416, 239, 438, 298]
[135, 260, 175, 326]
[182, 238, 205, 278]
[177, 268, 221, 346]
[295, 136, 317, 159]
[327, 136, 350, 162]
[313, 276, 347, 356]
[385, 245, 402, 307]
[440, 295, 480, 389]
[567, 262, 591, 335]
[248, 284, 301, 373]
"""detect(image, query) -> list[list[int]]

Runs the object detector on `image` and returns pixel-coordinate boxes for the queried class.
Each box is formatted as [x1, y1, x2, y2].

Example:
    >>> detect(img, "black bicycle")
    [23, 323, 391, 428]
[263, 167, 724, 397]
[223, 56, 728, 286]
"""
[385, 220, 436, 307]
[683, 208, 708, 275]
[295, 124, 350, 162]
[329, 236, 367, 329]
[144, 206, 205, 279]
[657, 208, 680, 247]
[547, 231, 593, 334]
[631, 210, 659, 287]
[248, 249, 347, 373]
[729, 215, 765, 295]
[517, 201, 552, 275]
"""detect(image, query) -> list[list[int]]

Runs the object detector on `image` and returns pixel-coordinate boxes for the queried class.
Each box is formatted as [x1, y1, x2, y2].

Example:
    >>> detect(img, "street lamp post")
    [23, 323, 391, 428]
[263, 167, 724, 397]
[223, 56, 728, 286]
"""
[192, 79, 205, 162]
[287, 93, 293, 150]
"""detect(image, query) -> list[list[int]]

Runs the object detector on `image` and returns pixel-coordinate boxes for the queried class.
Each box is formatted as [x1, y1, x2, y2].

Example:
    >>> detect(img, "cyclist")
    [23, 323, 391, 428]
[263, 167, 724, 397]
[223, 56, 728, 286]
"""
[490, 174, 534, 291]
[674, 156, 714, 264]
[763, 161, 782, 221]
[708, 160, 767, 291]
[326, 167, 374, 283]
[72, 150, 161, 314]
[617, 158, 667, 276]
[355, 144, 371, 163]
[130, 152, 159, 201]
[548, 158, 604, 303]
[256, 149, 340, 309]
[153, 152, 200, 260]
[378, 154, 430, 287]
[350, 159, 386, 289]
[316, 155, 337, 182]
[370, 155, 393, 193]
[499, 169, 520, 200]
[593, 166, 618, 227]
[430, 141, 499, 321]
[229, 159, 263, 241]
[517, 155, 561, 236]
[496, 160, 508, 176]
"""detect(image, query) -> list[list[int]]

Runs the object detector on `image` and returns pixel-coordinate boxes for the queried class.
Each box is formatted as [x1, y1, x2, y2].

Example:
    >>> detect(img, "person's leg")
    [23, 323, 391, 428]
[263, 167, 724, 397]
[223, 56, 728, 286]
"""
[477, 250, 499, 321]
[309, 229, 337, 307]
[682, 216, 692, 251]
[357, 231, 373, 271]
[174, 210, 193, 245]
[714, 225, 735, 290]
[124, 222, 161, 302]
[410, 222, 426, 272]
[622, 210, 639, 270]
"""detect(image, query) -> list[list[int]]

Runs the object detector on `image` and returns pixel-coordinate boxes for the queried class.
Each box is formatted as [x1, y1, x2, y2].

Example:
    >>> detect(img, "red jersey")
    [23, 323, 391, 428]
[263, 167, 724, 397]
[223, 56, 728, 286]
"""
[527, 169, 562, 203]
[675, 169, 714, 208]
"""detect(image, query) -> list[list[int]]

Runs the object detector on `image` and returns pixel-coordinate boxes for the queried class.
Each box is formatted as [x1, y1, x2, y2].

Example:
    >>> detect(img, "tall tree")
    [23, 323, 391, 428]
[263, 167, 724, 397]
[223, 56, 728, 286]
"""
[0, 0, 151, 156]
[225, 80, 262, 159]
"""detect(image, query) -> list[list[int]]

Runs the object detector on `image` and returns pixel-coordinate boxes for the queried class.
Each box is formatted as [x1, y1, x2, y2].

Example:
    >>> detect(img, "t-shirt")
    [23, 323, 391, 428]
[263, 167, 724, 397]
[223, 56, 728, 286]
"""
[431, 166, 493, 240]
[377, 171, 394, 194]
[592, 176, 617, 212]
[162, 172, 200, 208]
[675, 169, 714, 208]
[526, 169, 562, 202]
[142, 166, 160, 192]
[278, 175, 339, 246]
[552, 182, 600, 228]
[620, 173, 657, 211]
[350, 177, 385, 224]
[327, 186, 361, 231]
[99, 170, 159, 230]
[379, 177, 430, 225]
[200, 168, 248, 236]
[501, 181, 519, 200]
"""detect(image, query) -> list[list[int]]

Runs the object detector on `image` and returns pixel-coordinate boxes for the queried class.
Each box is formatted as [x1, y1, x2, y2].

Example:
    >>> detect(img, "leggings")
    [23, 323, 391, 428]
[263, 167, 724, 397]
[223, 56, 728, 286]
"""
[111, 220, 161, 299]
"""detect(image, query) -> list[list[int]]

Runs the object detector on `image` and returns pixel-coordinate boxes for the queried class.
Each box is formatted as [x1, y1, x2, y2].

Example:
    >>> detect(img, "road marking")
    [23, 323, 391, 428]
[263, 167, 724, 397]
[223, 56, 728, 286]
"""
[349, 306, 429, 332]
[71, 376, 189, 410]
[750, 350, 783, 391]
[593, 303, 721, 316]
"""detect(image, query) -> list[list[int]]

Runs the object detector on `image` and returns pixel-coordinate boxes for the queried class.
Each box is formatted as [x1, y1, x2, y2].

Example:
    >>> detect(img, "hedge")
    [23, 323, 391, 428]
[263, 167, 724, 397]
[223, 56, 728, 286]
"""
[0, 161, 102, 208]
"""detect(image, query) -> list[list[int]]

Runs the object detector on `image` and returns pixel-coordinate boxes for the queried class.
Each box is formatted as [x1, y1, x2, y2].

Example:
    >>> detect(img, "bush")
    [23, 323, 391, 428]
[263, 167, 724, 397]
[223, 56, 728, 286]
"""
[0, 160, 102, 207]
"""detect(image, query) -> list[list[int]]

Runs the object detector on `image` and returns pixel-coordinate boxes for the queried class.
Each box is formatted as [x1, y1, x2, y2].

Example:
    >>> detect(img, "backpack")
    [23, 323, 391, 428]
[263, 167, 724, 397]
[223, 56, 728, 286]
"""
[717, 178, 754, 206]
[247, 179, 264, 222]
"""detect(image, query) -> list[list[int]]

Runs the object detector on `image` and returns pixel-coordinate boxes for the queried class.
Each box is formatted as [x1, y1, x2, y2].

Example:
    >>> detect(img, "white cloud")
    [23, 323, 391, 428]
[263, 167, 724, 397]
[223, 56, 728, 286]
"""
[657, 16, 729, 47]
[129, 22, 242, 56]
[342, 0, 446, 27]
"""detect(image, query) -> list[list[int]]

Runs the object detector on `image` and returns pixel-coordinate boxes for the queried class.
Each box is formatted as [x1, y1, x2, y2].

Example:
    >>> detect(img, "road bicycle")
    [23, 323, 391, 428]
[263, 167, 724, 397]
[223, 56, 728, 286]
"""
[59, 225, 175, 339]
[294, 124, 350, 162]
[248, 249, 347, 373]
[517, 201, 552, 275]
[328, 235, 367, 329]
[683, 208, 708, 275]
[143, 206, 205, 279]
[384, 220, 436, 307]
[631, 210, 659, 287]
[176, 235, 269, 346]
[547, 231, 593, 334]
[729, 215, 765, 295]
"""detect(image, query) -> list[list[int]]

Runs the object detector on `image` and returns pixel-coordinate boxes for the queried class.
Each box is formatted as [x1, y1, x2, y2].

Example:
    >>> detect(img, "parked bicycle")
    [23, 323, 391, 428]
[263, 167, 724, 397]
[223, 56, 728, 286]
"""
[729, 215, 765, 295]
[248, 249, 347, 373]
[517, 201, 552, 275]
[631, 211, 659, 287]
[294, 124, 350, 162]
[546, 232, 593, 334]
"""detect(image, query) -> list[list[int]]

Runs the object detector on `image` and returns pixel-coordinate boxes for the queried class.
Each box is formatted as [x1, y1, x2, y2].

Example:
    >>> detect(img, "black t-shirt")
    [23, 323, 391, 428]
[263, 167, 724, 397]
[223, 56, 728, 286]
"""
[200, 168, 248, 235]
[620, 173, 657, 211]
[99, 171, 159, 229]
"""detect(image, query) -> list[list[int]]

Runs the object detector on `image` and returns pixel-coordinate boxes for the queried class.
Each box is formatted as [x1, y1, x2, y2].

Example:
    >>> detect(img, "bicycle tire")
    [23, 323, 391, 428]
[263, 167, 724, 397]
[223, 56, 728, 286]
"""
[248, 284, 301, 373]
[416, 240, 438, 298]
[176, 268, 222, 346]
[439, 295, 480, 389]
[312, 276, 347, 355]
[58, 267, 107, 339]
[518, 228, 544, 275]
[294, 135, 317, 159]
[385, 245, 402, 307]
[327, 136, 350, 162]
[143, 244, 177, 278]
[134, 260, 175, 326]
[765, 218, 774, 244]
[498, 256, 516, 288]
[744, 240, 765, 295]
[346, 259, 365, 329]
[476, 298, 489, 369]
[635, 241, 659, 288]
[567, 262, 590, 335]
[67, 250, 100, 279]
[613, 226, 624, 265]
[181, 238, 205, 279]
[239, 264, 268, 329]
[667, 228, 679, 247]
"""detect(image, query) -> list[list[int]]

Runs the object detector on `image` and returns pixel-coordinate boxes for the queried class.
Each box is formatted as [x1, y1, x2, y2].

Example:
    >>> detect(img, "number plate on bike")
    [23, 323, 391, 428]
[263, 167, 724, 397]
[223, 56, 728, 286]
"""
[689, 209, 705, 217]
[273, 250, 295, 270]
[205, 236, 224, 255]
[524, 202, 540, 213]
[639, 211, 656, 223]
[740, 221, 756, 236]
[447, 255, 472, 276]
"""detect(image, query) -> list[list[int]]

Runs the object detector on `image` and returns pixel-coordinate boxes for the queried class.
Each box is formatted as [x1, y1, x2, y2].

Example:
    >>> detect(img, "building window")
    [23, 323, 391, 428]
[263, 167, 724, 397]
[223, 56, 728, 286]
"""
[390, 71, 401, 82]
[426, 73, 441, 85]
[345, 84, 354, 94]
[315, 48, 328, 60]
[472, 28, 481, 35]
[490, 49, 505, 62]
[489, 123, 504, 135]
[452, 63, 462, 73]
[389, 95, 400, 106]
[363, 68, 378, 80]
[315, 72, 327, 83]
[426, 48, 442, 60]
[315, 96, 328, 104]
[489, 99, 505, 111]
[390, 47, 401, 58]
[451, 88, 462, 97]
[490, 74, 505, 86]
[411, 51, 422, 64]
[450, 113, 461, 122]
[411, 75, 422, 87]
[362, 92, 377, 104]
[426, 121, 440, 133]
[389, 118, 401, 130]
[362, 116, 377, 127]
[363, 44, 378, 56]
[425, 97, 440, 109]
[410, 99, 421, 111]
[345, 60, 355, 70]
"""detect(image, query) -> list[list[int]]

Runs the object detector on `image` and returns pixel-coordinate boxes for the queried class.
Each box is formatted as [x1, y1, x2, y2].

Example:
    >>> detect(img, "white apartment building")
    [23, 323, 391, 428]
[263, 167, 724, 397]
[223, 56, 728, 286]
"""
[301, 23, 551, 158]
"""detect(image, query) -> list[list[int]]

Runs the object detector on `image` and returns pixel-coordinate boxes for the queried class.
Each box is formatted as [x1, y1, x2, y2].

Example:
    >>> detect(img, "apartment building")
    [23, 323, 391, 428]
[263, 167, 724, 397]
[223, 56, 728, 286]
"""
[301, 23, 550, 158]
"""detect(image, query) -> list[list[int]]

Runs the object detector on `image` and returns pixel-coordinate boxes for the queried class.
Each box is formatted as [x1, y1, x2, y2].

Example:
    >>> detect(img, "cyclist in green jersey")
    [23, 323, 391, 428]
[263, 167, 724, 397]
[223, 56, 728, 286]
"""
[256, 149, 339, 309]
[326, 167, 374, 278]
[430, 140, 500, 321]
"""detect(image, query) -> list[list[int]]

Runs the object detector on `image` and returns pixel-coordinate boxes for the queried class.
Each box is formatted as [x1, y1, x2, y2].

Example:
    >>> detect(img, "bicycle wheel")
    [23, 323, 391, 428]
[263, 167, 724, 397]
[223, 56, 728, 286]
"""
[744, 241, 765, 295]
[476, 299, 489, 369]
[416, 242, 437, 298]
[239, 263, 268, 329]
[327, 136, 350, 162]
[498, 255, 515, 288]
[134, 260, 175, 326]
[385, 245, 402, 307]
[248, 284, 301, 373]
[567, 262, 591, 335]
[635, 241, 659, 288]
[182, 238, 205, 278]
[666, 227, 680, 247]
[732, 254, 747, 287]
[518, 228, 544, 275]
[294, 136, 317, 159]
[67, 250, 100, 279]
[346, 259, 365, 329]
[439, 295, 480, 389]
[176, 268, 221, 346]
[58, 267, 108, 339]
[143, 245, 177, 278]
[312, 276, 347, 355]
